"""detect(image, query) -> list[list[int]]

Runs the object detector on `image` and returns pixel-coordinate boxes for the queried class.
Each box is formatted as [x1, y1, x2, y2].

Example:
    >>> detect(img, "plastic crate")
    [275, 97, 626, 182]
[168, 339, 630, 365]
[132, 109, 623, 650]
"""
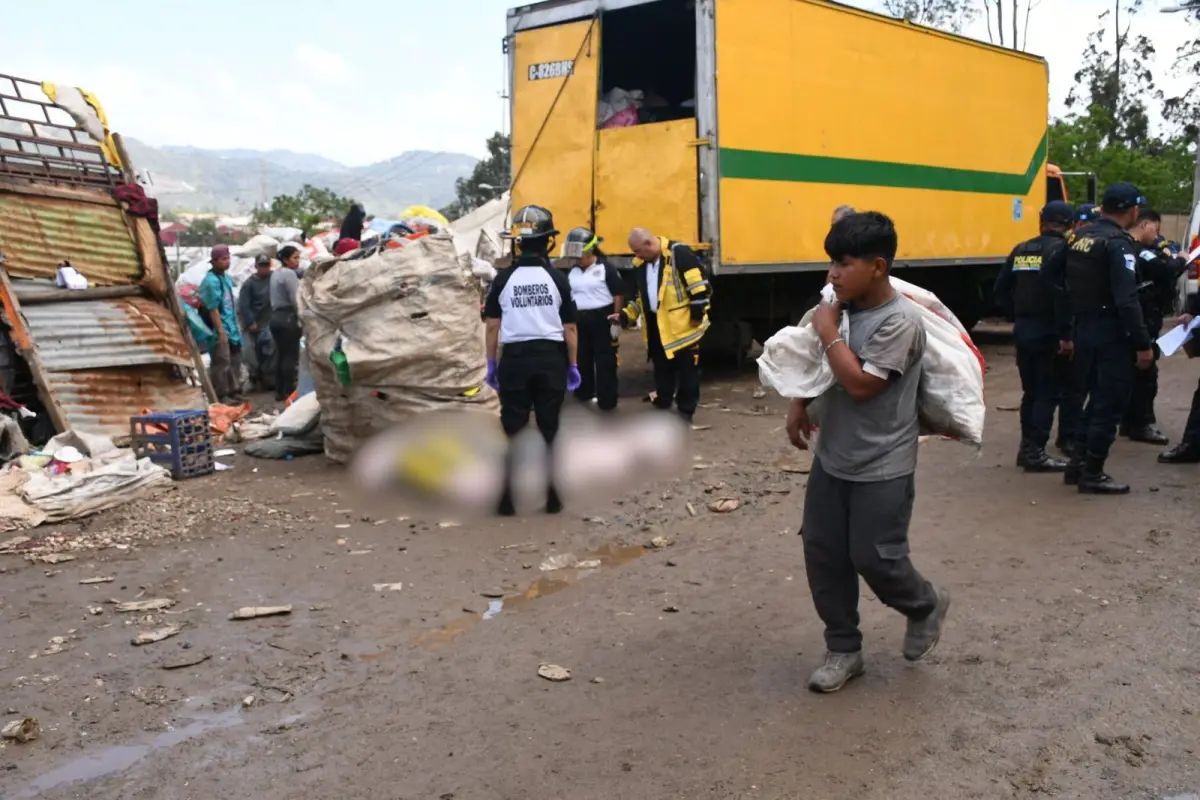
[130, 410, 214, 479]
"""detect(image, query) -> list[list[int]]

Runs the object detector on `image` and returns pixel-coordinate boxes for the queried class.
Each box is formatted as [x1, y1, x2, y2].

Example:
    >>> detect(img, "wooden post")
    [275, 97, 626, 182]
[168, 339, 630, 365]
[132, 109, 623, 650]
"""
[111, 133, 217, 404]
[0, 266, 70, 434]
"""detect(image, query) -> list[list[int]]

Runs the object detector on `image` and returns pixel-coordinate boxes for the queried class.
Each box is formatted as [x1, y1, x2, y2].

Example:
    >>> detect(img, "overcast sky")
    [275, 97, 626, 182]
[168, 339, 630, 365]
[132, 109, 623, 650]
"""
[4, 0, 1193, 165]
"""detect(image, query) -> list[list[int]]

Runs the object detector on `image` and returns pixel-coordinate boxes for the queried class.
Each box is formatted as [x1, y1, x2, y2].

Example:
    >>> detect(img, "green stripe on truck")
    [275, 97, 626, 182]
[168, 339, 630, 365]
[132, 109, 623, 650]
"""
[719, 131, 1047, 195]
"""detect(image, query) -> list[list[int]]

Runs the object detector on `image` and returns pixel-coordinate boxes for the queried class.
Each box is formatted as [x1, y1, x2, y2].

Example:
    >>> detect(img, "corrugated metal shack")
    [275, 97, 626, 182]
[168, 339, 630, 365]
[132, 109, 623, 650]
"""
[0, 72, 213, 442]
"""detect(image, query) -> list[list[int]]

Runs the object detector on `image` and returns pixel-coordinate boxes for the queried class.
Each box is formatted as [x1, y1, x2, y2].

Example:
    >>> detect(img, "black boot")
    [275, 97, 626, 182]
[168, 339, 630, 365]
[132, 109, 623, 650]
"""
[1127, 425, 1169, 446]
[1063, 454, 1084, 486]
[1015, 438, 1030, 468]
[1023, 446, 1067, 473]
[1055, 437, 1075, 458]
[1077, 455, 1130, 495]
[1159, 441, 1200, 464]
[545, 483, 564, 515]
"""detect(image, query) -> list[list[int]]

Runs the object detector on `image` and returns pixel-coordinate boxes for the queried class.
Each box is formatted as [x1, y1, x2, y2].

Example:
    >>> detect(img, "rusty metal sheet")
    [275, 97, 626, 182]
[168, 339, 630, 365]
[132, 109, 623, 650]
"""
[42, 365, 205, 442]
[22, 297, 193, 372]
[0, 192, 142, 285]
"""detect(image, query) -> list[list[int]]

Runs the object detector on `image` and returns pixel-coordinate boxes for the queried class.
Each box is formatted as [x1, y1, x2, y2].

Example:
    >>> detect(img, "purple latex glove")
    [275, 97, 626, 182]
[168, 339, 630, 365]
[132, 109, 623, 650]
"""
[566, 364, 582, 392]
[485, 358, 499, 391]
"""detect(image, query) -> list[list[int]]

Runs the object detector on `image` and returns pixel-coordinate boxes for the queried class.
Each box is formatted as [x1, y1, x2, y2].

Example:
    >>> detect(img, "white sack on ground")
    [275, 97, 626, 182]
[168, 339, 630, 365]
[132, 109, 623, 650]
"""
[21, 455, 173, 522]
[300, 234, 497, 463]
[758, 277, 986, 447]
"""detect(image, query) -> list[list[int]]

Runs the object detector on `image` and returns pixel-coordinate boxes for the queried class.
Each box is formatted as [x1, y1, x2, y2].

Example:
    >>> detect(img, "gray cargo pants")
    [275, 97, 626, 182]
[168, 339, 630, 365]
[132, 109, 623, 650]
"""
[801, 458, 938, 653]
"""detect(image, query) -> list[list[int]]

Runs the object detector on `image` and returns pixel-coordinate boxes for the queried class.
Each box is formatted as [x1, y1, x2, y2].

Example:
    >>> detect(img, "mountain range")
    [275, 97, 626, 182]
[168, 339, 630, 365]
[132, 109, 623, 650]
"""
[122, 139, 478, 216]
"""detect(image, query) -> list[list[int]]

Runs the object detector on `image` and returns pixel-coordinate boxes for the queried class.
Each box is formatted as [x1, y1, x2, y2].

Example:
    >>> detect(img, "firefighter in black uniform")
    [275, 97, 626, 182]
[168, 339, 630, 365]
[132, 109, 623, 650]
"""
[1119, 209, 1187, 445]
[1062, 183, 1155, 494]
[483, 205, 580, 516]
[993, 201, 1074, 472]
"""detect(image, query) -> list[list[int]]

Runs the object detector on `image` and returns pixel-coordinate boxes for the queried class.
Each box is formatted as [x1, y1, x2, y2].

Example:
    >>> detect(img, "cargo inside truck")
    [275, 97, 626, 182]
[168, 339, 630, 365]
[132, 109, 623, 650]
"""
[597, 0, 696, 129]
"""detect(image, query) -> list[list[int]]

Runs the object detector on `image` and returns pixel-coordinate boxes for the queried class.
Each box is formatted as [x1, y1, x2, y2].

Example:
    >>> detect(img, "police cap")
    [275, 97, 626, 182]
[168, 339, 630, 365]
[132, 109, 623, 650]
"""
[1101, 182, 1146, 212]
[1040, 201, 1074, 225]
[1076, 203, 1099, 223]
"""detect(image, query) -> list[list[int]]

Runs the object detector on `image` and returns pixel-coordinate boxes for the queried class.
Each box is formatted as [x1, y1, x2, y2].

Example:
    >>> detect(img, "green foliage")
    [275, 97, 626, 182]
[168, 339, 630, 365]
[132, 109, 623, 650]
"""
[441, 133, 510, 220]
[1049, 2, 1196, 213]
[177, 218, 243, 247]
[880, 0, 975, 31]
[251, 184, 358, 234]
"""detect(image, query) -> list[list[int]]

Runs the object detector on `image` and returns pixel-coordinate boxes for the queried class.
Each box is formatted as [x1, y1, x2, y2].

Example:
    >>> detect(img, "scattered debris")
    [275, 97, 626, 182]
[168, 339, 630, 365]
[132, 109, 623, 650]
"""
[335, 524, 351, 530]
[335, 538, 347, 546]
[539, 553, 578, 572]
[0, 535, 32, 552]
[752, 387, 767, 399]
[132, 625, 183, 646]
[648, 535, 676, 550]
[348, 550, 372, 556]
[481, 587, 505, 599]
[537, 664, 571, 682]
[708, 498, 741, 513]
[116, 598, 175, 613]
[780, 465, 810, 475]
[87, 605, 104, 616]
[590, 677, 605, 684]
[242, 695, 256, 709]
[691, 425, 711, 432]
[79, 576, 115, 585]
[373, 583, 404, 592]
[213, 449, 237, 457]
[500, 541, 535, 551]
[161, 653, 211, 670]
[663, 604, 680, 613]
[26, 553, 76, 565]
[995, 404, 1019, 412]
[438, 521, 462, 529]
[686, 502, 697, 517]
[576, 559, 601, 569]
[229, 605, 293, 620]
[1, 717, 39, 743]
[39, 636, 68, 657]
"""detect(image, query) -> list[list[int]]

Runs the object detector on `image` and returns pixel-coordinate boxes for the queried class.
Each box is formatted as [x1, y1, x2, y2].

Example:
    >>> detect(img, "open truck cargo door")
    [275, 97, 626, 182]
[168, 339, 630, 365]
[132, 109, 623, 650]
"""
[510, 18, 599, 233]
[595, 120, 699, 247]
[713, 0, 1047, 271]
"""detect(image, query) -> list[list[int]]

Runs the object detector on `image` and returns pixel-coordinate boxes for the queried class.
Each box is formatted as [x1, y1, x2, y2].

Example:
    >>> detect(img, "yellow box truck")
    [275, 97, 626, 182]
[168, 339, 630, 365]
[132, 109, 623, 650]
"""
[507, 0, 1072, 352]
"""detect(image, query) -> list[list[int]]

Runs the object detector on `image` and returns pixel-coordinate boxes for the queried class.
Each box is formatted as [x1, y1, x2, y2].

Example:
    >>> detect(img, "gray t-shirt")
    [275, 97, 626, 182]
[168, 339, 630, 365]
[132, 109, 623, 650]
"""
[814, 293, 925, 482]
[270, 267, 300, 312]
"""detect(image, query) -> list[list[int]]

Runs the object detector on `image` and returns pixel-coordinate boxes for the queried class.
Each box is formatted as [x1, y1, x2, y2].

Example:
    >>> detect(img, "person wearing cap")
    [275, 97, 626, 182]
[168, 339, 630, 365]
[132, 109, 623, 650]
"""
[483, 205, 580, 516]
[1061, 182, 1155, 495]
[198, 244, 245, 403]
[621, 228, 712, 423]
[562, 227, 624, 411]
[238, 253, 276, 394]
[993, 200, 1074, 472]
[1119, 209, 1188, 446]
[1076, 203, 1100, 225]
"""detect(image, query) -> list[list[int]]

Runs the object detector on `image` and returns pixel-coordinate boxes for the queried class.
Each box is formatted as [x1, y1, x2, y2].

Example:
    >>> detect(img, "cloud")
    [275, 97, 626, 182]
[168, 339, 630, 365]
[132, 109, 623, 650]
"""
[293, 43, 354, 85]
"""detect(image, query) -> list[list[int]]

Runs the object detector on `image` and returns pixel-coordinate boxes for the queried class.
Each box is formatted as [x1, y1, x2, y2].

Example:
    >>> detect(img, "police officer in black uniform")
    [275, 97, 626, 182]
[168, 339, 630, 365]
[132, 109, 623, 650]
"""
[994, 201, 1074, 472]
[1119, 208, 1187, 445]
[1062, 183, 1155, 495]
[483, 205, 580, 516]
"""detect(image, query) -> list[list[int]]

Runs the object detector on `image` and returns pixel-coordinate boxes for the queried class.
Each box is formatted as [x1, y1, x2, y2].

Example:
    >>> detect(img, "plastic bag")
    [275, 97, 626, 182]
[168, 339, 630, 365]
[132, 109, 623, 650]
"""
[758, 277, 986, 448]
[600, 106, 638, 129]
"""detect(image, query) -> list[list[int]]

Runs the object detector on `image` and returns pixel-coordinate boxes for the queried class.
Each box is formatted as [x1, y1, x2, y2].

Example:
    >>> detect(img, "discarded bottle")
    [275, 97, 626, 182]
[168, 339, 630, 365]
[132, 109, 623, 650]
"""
[330, 339, 352, 387]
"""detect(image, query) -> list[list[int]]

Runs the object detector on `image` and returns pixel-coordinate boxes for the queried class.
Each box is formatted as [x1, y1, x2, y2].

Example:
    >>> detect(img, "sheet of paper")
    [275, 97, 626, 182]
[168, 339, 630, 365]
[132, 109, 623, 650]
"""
[1157, 317, 1200, 357]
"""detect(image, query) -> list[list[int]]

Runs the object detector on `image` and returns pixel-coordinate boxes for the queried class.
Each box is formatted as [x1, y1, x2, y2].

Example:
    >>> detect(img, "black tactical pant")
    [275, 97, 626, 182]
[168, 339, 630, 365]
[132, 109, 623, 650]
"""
[497, 340, 567, 442]
[1122, 320, 1161, 430]
[801, 459, 938, 654]
[1071, 317, 1135, 460]
[1182, 378, 1200, 446]
[646, 313, 700, 419]
[1015, 335, 1059, 449]
[1055, 353, 1082, 446]
[575, 308, 618, 410]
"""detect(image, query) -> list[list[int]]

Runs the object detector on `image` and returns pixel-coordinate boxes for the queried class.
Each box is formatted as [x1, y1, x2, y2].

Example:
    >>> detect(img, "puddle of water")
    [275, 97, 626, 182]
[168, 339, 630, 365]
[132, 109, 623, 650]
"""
[14, 709, 242, 798]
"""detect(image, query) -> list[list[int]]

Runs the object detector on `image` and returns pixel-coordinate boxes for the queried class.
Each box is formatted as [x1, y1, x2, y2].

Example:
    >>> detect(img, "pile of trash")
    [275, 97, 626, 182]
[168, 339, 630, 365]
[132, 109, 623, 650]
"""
[0, 430, 173, 532]
[598, 87, 696, 129]
[299, 232, 497, 463]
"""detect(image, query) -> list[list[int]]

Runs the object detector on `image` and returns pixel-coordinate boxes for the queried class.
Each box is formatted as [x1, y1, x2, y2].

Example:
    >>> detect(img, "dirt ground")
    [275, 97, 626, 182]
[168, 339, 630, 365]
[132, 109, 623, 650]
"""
[1, 329, 1199, 800]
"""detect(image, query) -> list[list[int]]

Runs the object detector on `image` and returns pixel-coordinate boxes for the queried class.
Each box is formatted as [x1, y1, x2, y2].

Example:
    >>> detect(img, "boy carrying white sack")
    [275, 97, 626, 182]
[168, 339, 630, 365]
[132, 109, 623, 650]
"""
[785, 211, 951, 694]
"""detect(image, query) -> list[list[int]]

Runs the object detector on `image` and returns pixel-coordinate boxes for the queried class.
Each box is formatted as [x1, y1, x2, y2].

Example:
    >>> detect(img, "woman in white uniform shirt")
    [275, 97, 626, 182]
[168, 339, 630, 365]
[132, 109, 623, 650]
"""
[563, 227, 625, 410]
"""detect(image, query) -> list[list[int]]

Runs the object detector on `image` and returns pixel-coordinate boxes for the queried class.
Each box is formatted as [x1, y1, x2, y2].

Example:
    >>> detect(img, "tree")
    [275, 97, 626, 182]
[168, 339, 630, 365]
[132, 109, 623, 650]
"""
[251, 184, 358, 235]
[881, 0, 975, 31]
[979, 0, 1039, 51]
[1049, 1, 1196, 212]
[1164, 2, 1200, 139]
[441, 133, 510, 221]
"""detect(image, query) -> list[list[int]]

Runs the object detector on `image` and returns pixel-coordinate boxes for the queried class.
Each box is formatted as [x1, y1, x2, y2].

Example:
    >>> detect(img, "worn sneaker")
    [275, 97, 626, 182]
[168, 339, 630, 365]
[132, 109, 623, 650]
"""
[807, 651, 865, 693]
[903, 586, 951, 662]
